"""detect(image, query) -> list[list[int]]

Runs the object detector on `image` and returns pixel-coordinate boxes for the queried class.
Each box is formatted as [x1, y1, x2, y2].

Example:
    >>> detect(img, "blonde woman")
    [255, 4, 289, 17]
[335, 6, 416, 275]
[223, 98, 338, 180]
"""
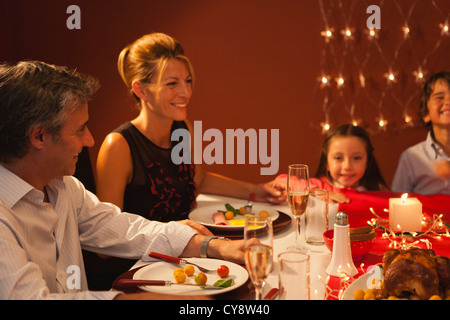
[96, 33, 285, 229]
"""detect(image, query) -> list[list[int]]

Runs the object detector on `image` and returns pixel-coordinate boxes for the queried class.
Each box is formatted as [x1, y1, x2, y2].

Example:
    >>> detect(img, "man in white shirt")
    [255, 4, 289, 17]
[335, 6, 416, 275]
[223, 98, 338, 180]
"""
[391, 71, 450, 195]
[0, 61, 248, 300]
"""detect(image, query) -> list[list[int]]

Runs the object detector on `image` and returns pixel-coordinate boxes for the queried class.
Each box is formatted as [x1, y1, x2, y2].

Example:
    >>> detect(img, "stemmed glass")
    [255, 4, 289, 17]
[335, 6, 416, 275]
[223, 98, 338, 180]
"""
[244, 216, 273, 300]
[287, 164, 310, 251]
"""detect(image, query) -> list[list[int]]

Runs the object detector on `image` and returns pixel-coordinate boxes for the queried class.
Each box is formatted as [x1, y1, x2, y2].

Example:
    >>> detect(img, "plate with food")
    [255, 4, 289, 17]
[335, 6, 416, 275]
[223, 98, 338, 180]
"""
[133, 258, 249, 296]
[341, 268, 384, 300]
[188, 203, 279, 230]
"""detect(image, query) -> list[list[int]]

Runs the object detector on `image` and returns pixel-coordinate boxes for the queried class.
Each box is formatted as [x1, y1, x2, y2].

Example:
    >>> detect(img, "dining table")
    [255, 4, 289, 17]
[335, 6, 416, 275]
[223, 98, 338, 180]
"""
[112, 190, 450, 300]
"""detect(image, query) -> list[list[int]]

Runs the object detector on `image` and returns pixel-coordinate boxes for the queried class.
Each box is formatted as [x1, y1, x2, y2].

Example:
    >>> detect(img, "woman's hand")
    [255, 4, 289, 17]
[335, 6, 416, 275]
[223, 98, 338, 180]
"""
[253, 180, 287, 204]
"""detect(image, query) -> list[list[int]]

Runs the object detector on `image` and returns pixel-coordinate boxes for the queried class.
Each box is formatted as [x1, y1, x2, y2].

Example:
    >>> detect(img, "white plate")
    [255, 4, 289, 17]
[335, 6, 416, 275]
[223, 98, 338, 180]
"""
[133, 258, 249, 296]
[341, 267, 384, 300]
[188, 203, 279, 230]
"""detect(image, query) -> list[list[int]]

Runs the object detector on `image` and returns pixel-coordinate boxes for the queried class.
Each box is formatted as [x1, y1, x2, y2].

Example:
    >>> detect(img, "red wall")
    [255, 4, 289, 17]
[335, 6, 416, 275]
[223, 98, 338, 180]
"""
[2, 1, 449, 186]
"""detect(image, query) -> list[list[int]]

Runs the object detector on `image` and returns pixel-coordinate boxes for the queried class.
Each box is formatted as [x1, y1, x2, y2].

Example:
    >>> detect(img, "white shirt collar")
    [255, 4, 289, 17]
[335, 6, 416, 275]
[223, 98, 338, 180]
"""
[426, 131, 450, 160]
[0, 164, 35, 208]
[0, 164, 63, 208]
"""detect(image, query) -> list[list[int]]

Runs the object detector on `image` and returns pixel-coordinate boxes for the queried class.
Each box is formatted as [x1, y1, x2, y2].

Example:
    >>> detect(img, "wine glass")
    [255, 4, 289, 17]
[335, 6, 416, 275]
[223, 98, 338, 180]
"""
[287, 164, 310, 251]
[244, 216, 273, 300]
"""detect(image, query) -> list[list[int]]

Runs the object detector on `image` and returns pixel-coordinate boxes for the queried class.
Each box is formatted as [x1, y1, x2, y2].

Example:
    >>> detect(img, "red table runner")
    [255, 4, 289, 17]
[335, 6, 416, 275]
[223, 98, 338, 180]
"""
[337, 190, 450, 256]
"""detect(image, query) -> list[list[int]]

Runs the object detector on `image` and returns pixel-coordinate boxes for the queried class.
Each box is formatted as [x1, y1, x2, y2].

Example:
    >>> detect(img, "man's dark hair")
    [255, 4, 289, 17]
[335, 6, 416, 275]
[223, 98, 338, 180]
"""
[0, 60, 100, 162]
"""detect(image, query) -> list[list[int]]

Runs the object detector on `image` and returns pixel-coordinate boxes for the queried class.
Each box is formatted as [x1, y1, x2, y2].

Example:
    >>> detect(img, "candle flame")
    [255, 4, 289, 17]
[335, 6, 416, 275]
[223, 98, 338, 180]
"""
[401, 193, 408, 203]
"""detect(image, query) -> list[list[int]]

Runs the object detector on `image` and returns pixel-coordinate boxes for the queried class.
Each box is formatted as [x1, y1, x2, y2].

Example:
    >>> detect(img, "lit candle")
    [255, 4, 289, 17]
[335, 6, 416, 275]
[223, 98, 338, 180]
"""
[389, 193, 422, 232]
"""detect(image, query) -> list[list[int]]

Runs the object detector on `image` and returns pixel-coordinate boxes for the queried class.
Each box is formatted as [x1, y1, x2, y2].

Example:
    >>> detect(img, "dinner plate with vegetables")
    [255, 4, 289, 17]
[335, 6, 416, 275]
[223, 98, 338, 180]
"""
[188, 203, 279, 230]
[133, 258, 248, 295]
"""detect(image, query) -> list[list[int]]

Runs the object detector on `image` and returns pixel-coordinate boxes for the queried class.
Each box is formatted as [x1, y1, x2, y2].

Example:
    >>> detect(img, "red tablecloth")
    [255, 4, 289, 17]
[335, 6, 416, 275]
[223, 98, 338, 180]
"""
[326, 190, 450, 299]
[338, 190, 450, 226]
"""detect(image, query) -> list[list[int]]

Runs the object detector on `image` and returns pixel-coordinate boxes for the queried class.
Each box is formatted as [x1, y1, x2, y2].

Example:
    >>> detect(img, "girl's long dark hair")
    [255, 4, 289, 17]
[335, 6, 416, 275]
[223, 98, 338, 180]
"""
[314, 124, 387, 191]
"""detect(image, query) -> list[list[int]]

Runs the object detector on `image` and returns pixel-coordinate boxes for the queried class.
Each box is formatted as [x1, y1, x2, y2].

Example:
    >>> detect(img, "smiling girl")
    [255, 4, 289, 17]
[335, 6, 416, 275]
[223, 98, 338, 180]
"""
[311, 124, 388, 202]
[275, 124, 387, 203]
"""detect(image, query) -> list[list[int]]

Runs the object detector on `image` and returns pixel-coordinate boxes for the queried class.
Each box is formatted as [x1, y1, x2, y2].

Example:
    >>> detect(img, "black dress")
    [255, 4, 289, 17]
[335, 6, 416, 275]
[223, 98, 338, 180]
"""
[116, 121, 197, 220]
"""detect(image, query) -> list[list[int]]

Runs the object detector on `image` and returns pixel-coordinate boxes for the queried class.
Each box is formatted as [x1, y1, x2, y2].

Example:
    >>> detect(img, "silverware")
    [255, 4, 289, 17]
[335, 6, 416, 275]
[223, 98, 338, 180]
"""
[148, 252, 215, 273]
[117, 279, 224, 290]
[244, 193, 256, 214]
[263, 288, 279, 300]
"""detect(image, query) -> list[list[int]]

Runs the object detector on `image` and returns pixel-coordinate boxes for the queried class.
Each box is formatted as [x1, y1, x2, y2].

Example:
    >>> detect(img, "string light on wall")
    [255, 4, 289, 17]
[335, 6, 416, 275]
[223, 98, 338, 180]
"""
[335, 75, 345, 88]
[320, 28, 334, 42]
[376, 116, 388, 131]
[413, 67, 426, 84]
[440, 20, 449, 35]
[402, 25, 411, 39]
[321, 120, 331, 134]
[365, 28, 379, 40]
[319, 74, 331, 88]
[350, 104, 362, 127]
[315, 0, 450, 135]
[341, 27, 354, 40]
[384, 68, 397, 84]
[403, 111, 414, 127]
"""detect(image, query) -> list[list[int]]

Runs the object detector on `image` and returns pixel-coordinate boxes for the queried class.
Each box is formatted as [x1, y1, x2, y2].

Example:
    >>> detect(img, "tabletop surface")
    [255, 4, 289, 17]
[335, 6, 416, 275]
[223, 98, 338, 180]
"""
[119, 191, 450, 300]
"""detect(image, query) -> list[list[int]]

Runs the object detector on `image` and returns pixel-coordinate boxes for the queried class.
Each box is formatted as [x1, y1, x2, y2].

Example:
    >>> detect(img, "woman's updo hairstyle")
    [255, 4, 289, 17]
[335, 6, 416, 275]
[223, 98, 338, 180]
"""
[117, 33, 194, 106]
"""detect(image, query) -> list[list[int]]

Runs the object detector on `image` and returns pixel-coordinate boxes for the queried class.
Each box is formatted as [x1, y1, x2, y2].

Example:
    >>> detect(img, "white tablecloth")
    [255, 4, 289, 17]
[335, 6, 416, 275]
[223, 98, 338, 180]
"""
[132, 194, 337, 299]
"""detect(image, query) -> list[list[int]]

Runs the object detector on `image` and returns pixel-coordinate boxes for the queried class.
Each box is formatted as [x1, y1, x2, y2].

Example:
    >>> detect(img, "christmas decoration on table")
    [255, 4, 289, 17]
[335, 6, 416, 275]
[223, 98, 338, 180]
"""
[368, 205, 450, 250]
[320, 262, 384, 300]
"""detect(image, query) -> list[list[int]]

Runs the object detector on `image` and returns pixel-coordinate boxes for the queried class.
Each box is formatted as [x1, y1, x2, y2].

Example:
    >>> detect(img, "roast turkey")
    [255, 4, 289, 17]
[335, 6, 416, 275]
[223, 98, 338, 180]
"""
[382, 248, 450, 299]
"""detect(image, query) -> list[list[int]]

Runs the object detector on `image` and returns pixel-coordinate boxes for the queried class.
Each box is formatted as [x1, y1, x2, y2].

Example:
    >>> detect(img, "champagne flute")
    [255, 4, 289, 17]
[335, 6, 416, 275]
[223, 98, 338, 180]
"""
[287, 164, 310, 251]
[244, 216, 273, 300]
